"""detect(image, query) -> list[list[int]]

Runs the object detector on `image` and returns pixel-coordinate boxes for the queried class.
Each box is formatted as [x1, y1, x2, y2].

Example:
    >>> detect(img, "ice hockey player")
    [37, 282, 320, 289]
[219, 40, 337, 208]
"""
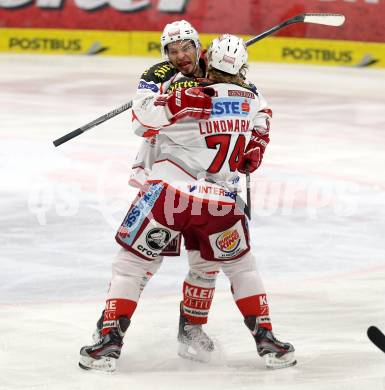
[87, 19, 213, 360]
[122, 20, 265, 363]
[129, 19, 206, 190]
[79, 34, 296, 373]
[123, 21, 268, 358]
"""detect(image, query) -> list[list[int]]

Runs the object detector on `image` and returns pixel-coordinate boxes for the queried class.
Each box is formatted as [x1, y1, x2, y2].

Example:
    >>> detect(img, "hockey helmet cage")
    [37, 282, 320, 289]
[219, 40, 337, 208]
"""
[161, 20, 200, 59]
[208, 34, 248, 75]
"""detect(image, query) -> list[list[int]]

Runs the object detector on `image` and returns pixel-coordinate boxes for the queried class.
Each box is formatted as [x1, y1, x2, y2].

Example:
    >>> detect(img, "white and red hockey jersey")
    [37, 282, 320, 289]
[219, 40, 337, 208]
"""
[132, 80, 271, 205]
[129, 60, 206, 188]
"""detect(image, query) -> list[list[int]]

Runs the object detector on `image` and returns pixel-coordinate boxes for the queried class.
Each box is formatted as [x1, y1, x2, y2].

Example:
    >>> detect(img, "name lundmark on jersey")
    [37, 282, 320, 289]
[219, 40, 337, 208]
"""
[199, 119, 250, 135]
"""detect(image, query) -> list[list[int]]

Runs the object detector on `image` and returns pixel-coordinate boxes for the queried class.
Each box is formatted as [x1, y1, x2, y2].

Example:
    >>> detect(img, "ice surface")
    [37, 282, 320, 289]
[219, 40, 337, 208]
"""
[0, 54, 384, 389]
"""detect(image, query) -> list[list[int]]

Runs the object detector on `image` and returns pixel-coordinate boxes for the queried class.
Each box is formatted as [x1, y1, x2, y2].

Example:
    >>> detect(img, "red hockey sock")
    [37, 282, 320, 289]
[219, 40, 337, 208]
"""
[101, 298, 137, 335]
[235, 293, 272, 330]
[182, 280, 215, 324]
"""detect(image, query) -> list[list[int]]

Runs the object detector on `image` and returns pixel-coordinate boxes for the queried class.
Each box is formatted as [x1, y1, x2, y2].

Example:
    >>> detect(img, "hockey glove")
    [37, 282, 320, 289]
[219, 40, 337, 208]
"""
[166, 87, 214, 123]
[237, 130, 270, 174]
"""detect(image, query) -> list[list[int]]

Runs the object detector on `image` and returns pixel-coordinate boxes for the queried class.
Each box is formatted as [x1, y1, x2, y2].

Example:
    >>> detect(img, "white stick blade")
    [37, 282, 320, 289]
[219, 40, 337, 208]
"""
[303, 13, 345, 27]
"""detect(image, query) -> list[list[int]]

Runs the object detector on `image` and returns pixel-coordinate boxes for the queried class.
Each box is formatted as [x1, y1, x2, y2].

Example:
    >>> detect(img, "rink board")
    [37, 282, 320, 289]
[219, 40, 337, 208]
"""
[0, 28, 384, 68]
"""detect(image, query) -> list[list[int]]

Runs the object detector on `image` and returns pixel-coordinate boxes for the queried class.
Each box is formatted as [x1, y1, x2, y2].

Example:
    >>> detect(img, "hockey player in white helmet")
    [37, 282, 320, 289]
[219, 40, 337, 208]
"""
[85, 19, 211, 356]
[160, 19, 201, 76]
[128, 19, 206, 260]
[129, 20, 205, 191]
[79, 34, 296, 372]
[208, 34, 249, 75]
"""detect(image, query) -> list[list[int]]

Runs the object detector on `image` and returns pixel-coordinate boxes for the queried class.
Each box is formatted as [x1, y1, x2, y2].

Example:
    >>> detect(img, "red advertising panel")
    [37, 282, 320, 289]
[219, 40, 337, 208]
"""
[0, 0, 383, 43]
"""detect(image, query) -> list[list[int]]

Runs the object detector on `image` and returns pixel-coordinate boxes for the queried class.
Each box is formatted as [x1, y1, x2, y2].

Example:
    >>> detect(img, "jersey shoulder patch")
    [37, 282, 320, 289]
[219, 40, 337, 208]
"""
[241, 81, 259, 97]
[141, 61, 178, 83]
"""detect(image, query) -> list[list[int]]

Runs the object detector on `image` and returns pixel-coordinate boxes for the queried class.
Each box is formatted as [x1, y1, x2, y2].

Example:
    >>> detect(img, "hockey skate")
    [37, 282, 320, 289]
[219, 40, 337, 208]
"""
[177, 303, 214, 363]
[79, 316, 130, 373]
[244, 316, 296, 369]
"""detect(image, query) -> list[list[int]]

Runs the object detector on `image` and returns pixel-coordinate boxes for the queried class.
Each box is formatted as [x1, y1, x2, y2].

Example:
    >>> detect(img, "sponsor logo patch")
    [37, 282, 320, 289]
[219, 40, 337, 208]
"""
[153, 63, 173, 80]
[187, 184, 236, 200]
[168, 79, 199, 93]
[117, 183, 163, 245]
[228, 90, 255, 99]
[146, 228, 171, 250]
[132, 220, 178, 259]
[138, 79, 159, 92]
[209, 220, 248, 259]
[216, 229, 240, 253]
[211, 97, 250, 117]
[241, 99, 250, 113]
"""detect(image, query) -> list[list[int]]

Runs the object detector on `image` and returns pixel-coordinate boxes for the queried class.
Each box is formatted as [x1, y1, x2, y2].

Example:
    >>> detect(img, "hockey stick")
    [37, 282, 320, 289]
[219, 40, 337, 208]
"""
[53, 101, 132, 147]
[245, 166, 251, 220]
[241, 13, 345, 220]
[367, 326, 385, 354]
[244, 13, 345, 46]
[53, 13, 345, 147]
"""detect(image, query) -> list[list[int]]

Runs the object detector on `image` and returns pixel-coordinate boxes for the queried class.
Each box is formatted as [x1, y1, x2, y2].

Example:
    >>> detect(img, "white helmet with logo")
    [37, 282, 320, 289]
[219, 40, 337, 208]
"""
[160, 20, 200, 59]
[208, 34, 248, 75]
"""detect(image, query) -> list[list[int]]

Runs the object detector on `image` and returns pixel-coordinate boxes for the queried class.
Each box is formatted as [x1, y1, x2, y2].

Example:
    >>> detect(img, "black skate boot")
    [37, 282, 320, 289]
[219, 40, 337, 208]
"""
[79, 316, 130, 373]
[177, 302, 214, 362]
[244, 316, 296, 369]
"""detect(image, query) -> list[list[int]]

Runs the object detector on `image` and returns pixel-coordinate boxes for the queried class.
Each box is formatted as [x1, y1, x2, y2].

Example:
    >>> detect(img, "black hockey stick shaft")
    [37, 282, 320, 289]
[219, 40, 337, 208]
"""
[53, 101, 132, 147]
[245, 165, 251, 220]
[367, 326, 385, 354]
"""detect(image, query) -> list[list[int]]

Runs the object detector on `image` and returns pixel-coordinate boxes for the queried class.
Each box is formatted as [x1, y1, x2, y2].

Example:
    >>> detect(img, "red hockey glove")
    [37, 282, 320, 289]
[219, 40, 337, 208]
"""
[237, 131, 270, 174]
[166, 87, 214, 123]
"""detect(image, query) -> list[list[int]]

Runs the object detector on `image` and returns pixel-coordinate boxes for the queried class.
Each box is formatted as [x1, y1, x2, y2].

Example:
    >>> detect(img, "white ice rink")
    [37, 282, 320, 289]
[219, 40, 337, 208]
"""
[0, 54, 384, 389]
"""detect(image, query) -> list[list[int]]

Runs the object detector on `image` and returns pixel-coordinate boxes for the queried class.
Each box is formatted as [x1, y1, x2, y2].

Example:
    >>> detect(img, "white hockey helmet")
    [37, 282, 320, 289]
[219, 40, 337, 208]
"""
[160, 20, 200, 59]
[208, 34, 248, 75]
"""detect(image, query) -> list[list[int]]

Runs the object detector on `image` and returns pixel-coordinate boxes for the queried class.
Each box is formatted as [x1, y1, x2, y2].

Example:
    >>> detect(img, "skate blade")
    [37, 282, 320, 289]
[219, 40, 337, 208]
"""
[177, 342, 211, 363]
[79, 354, 117, 373]
[264, 352, 297, 369]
